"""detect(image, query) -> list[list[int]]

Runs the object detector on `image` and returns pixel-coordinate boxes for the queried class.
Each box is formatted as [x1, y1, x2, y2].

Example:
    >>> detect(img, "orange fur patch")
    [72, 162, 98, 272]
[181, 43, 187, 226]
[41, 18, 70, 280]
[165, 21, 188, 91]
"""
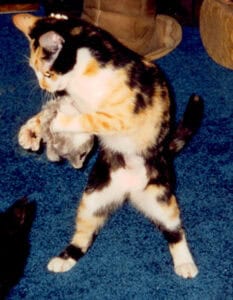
[83, 59, 99, 76]
[70, 27, 82, 36]
[165, 195, 180, 220]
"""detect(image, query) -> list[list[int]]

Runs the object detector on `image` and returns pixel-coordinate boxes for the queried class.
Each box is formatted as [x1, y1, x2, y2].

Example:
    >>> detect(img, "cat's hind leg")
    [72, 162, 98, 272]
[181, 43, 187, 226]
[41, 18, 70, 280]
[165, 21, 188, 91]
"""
[47, 154, 127, 273]
[130, 185, 198, 279]
[47, 191, 125, 273]
[47, 191, 108, 272]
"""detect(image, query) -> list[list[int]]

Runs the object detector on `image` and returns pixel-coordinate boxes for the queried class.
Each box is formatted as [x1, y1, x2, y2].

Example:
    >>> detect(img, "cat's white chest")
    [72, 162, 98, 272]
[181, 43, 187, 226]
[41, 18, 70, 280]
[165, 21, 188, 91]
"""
[67, 48, 118, 112]
[111, 155, 148, 193]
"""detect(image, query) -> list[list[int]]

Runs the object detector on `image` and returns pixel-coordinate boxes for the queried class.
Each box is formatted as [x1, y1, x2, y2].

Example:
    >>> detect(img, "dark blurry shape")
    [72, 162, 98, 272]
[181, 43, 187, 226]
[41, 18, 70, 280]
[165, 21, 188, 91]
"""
[0, 197, 36, 299]
[42, 0, 83, 16]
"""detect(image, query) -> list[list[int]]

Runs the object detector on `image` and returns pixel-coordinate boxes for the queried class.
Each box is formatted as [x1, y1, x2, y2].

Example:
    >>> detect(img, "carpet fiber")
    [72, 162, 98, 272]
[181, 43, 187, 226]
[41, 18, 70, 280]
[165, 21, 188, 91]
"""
[0, 10, 232, 300]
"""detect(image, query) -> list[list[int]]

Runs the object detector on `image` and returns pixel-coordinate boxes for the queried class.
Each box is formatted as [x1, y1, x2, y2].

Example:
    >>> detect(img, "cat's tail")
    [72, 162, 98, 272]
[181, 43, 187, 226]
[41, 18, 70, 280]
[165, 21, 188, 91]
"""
[169, 94, 204, 154]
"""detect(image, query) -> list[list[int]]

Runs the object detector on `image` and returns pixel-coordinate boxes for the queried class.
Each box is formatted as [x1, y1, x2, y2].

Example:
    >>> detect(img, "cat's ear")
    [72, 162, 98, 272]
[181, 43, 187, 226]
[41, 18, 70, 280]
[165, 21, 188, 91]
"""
[39, 31, 65, 71]
[12, 13, 40, 38]
[39, 31, 64, 54]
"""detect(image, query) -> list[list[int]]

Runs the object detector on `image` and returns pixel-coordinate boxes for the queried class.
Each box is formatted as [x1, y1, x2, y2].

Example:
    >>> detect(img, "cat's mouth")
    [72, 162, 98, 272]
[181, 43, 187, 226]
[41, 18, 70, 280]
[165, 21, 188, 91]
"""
[39, 80, 50, 91]
[38, 80, 59, 93]
[38, 77, 67, 93]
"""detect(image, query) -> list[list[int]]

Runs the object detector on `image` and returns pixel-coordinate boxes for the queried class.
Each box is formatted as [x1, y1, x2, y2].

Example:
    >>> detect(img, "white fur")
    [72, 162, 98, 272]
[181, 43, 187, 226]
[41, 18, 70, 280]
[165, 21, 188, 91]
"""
[47, 257, 76, 273]
[169, 236, 198, 278]
[100, 134, 138, 155]
[81, 155, 148, 215]
[67, 48, 121, 112]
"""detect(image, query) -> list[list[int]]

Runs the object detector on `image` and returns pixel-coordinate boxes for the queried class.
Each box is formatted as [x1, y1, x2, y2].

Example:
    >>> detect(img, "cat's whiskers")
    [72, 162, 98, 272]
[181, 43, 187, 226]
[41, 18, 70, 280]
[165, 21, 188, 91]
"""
[20, 54, 30, 64]
[25, 80, 41, 105]
[14, 54, 41, 105]
[42, 91, 54, 105]
[16, 54, 31, 70]
[14, 76, 38, 98]
[50, 92, 57, 102]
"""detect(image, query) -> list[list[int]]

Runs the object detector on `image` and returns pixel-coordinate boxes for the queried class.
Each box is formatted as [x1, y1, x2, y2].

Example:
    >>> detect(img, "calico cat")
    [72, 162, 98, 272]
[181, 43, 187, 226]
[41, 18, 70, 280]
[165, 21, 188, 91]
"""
[0, 197, 36, 299]
[13, 13, 203, 278]
[19, 94, 94, 168]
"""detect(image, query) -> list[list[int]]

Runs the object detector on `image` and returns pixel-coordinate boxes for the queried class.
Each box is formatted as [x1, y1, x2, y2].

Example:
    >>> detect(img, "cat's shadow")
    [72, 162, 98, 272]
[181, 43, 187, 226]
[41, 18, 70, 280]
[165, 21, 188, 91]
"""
[0, 197, 36, 299]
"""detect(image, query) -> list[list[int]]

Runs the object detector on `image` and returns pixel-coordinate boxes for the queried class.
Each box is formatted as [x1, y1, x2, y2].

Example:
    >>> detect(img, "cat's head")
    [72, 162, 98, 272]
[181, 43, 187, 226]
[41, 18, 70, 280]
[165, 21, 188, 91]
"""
[12, 14, 82, 93]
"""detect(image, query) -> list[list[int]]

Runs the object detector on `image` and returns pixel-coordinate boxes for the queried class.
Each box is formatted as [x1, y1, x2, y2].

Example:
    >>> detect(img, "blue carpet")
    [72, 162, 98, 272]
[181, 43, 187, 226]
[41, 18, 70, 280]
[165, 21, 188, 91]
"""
[0, 11, 232, 300]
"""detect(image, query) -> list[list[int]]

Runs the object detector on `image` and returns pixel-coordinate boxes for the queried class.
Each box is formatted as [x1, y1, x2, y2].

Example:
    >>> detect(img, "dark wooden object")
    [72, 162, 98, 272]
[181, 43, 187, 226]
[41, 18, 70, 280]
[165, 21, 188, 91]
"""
[0, 1, 39, 13]
[157, 0, 204, 26]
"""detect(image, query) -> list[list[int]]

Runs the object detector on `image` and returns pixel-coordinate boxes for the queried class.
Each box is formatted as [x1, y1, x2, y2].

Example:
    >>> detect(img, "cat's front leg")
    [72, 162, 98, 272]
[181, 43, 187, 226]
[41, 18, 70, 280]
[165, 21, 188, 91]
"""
[51, 109, 132, 134]
[50, 111, 82, 133]
[18, 113, 43, 151]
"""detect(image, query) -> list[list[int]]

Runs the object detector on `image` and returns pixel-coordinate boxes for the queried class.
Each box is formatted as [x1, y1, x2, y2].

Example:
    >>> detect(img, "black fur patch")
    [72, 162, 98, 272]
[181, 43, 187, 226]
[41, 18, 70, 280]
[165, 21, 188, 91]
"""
[134, 93, 147, 113]
[145, 149, 174, 188]
[156, 119, 170, 147]
[84, 27, 140, 68]
[162, 229, 182, 244]
[169, 94, 204, 153]
[59, 244, 84, 261]
[94, 202, 122, 217]
[85, 157, 110, 193]
[129, 62, 155, 97]
[160, 89, 167, 99]
[30, 16, 140, 74]
[86, 149, 125, 193]
[157, 189, 172, 203]
[54, 90, 68, 97]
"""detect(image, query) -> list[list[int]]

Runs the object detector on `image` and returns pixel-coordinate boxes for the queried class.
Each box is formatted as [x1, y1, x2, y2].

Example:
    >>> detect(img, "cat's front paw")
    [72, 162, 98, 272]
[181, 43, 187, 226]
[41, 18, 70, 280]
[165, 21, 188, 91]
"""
[47, 256, 76, 273]
[175, 262, 198, 279]
[18, 118, 42, 151]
